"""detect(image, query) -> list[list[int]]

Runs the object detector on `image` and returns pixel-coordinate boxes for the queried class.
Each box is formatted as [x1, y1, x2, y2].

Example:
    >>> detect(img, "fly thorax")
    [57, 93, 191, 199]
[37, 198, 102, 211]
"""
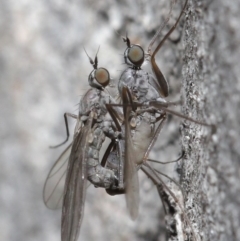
[145, 84, 159, 101]
[79, 89, 99, 114]
[132, 70, 149, 101]
[119, 68, 135, 93]
[99, 99, 108, 113]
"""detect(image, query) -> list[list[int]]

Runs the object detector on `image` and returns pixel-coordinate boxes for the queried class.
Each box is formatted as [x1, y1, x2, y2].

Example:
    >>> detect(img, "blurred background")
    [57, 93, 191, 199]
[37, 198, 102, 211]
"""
[1, 0, 240, 241]
[0, 1, 184, 240]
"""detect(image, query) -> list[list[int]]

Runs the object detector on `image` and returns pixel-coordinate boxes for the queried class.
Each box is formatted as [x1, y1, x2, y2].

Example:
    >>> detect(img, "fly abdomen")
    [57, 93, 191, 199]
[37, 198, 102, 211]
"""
[88, 165, 117, 189]
[87, 121, 117, 189]
[132, 114, 155, 164]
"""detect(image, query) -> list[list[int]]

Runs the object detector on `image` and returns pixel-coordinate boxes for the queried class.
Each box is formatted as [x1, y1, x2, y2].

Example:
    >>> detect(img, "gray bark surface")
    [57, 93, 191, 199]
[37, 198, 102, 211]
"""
[181, 1, 240, 241]
[0, 0, 239, 241]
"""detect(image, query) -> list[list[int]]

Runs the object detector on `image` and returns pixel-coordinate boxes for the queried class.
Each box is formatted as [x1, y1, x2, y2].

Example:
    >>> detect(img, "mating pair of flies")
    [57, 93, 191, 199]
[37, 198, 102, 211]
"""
[43, 0, 214, 240]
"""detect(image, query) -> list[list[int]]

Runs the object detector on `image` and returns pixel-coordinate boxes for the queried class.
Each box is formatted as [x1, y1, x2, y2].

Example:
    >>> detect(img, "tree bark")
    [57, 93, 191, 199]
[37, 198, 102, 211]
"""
[181, 1, 240, 241]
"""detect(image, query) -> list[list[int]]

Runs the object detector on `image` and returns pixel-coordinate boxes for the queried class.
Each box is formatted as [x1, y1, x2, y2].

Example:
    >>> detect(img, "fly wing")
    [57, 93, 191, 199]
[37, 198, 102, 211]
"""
[122, 86, 139, 220]
[61, 114, 93, 241]
[43, 143, 72, 209]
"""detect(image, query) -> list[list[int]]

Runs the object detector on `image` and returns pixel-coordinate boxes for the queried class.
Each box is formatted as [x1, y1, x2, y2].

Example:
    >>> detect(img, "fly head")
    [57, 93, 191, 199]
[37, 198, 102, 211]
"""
[84, 47, 110, 89]
[123, 35, 145, 69]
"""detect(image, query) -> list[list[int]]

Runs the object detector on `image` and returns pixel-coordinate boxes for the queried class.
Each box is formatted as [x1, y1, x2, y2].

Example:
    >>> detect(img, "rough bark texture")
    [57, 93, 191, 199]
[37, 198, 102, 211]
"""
[181, 1, 240, 241]
[0, 0, 240, 241]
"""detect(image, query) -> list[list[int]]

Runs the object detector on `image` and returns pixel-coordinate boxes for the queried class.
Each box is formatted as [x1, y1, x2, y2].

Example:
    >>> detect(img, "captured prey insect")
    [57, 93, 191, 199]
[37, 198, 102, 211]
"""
[43, 51, 140, 241]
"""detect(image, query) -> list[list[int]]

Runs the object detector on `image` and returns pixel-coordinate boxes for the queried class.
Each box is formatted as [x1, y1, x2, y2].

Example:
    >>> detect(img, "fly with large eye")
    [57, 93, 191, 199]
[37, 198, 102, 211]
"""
[44, 47, 161, 241]
[113, 0, 215, 239]
[118, 0, 214, 169]
[117, 0, 195, 171]
[43, 50, 130, 241]
[85, 47, 110, 90]
[123, 38, 145, 69]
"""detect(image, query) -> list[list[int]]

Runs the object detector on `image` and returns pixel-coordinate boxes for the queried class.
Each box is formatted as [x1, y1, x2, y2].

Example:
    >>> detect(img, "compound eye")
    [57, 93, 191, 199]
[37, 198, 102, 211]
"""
[128, 45, 144, 66]
[94, 68, 110, 87]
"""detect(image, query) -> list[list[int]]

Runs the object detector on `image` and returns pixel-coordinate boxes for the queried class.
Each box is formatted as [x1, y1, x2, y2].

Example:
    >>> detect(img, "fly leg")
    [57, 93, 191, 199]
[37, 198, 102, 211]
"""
[134, 100, 216, 132]
[147, 0, 189, 97]
[141, 165, 185, 241]
[50, 113, 78, 148]
[147, 150, 184, 165]
[141, 163, 199, 241]
[149, 101, 216, 132]
[137, 110, 199, 240]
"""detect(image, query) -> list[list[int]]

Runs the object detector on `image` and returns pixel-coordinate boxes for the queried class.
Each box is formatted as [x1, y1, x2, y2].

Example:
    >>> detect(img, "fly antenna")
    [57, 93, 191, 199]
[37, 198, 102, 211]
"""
[94, 46, 100, 69]
[83, 47, 95, 67]
[122, 32, 131, 48]
[83, 46, 100, 69]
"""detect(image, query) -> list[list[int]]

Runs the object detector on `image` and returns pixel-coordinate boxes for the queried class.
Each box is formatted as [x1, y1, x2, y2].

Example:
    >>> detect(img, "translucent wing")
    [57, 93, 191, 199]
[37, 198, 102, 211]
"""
[43, 143, 72, 209]
[43, 118, 84, 210]
[61, 113, 93, 241]
[122, 86, 139, 220]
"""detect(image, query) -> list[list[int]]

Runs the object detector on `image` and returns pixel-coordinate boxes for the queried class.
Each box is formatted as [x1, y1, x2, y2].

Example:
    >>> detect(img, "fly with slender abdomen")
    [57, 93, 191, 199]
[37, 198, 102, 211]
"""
[117, 1, 186, 168]
[114, 0, 215, 239]
[117, 0, 213, 167]
[43, 50, 133, 241]
[117, 0, 188, 166]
